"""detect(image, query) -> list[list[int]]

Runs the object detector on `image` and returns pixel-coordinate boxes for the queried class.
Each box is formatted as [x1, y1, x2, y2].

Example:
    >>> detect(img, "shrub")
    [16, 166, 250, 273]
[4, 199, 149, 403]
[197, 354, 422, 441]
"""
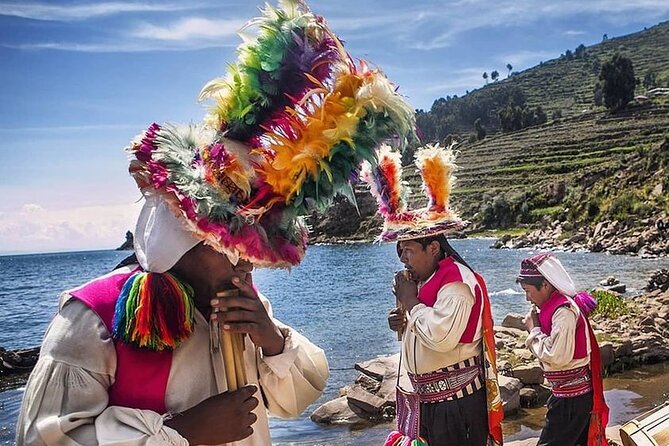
[591, 289, 629, 319]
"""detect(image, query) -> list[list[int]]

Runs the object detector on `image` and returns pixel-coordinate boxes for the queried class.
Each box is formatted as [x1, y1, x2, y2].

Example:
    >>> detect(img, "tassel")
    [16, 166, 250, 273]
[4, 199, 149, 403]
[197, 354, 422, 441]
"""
[573, 291, 598, 316]
[112, 272, 195, 351]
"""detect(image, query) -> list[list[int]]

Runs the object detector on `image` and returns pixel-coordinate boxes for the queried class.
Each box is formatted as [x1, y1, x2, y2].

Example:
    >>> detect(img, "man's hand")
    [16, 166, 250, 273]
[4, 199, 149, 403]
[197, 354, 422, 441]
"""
[523, 306, 540, 331]
[388, 307, 406, 333]
[392, 271, 419, 312]
[211, 275, 285, 356]
[165, 385, 259, 445]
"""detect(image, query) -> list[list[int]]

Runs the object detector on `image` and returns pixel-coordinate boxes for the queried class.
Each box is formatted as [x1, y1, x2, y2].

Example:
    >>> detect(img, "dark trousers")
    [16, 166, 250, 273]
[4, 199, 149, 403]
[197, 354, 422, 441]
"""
[538, 391, 593, 446]
[419, 388, 489, 446]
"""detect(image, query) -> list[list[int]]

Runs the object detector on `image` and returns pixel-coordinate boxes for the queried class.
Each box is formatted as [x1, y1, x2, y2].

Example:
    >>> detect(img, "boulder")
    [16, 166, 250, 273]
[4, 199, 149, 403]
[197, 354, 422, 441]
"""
[355, 354, 398, 381]
[511, 364, 544, 385]
[501, 313, 527, 331]
[311, 396, 367, 425]
[498, 375, 523, 415]
[495, 325, 527, 338]
[599, 342, 615, 368]
[346, 384, 387, 415]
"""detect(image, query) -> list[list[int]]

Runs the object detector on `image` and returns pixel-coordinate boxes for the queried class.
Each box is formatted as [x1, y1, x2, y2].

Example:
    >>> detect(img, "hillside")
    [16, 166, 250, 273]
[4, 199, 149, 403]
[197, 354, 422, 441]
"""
[309, 21, 669, 253]
[416, 20, 669, 139]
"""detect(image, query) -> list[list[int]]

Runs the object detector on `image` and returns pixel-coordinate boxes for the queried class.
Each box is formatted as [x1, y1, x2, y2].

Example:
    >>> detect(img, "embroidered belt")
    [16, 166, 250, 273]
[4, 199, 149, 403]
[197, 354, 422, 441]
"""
[544, 365, 592, 398]
[408, 356, 484, 403]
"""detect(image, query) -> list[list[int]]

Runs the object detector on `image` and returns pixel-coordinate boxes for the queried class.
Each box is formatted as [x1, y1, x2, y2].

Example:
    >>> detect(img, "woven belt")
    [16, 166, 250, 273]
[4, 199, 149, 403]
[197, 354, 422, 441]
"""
[409, 356, 484, 403]
[544, 365, 592, 398]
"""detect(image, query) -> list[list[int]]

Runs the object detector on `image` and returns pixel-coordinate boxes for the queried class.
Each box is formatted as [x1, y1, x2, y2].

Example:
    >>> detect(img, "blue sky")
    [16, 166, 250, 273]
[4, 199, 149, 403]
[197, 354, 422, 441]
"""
[1, 1, 668, 254]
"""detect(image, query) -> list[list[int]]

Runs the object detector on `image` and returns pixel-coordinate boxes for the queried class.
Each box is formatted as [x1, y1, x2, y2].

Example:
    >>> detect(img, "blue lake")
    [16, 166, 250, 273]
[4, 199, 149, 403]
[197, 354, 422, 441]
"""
[1, 239, 668, 445]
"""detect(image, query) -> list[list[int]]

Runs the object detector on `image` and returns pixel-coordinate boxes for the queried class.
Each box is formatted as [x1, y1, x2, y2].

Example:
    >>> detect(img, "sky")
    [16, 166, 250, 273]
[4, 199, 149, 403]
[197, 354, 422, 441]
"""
[1, 1, 668, 254]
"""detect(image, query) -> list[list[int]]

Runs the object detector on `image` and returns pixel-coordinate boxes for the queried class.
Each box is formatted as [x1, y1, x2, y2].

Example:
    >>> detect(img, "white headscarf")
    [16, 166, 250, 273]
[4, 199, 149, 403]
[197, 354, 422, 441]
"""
[133, 196, 201, 273]
[535, 255, 577, 298]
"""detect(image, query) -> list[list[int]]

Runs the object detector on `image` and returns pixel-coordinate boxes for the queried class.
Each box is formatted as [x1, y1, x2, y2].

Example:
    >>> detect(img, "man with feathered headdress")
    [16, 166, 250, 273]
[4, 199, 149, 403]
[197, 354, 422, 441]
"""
[361, 144, 504, 446]
[16, 1, 416, 444]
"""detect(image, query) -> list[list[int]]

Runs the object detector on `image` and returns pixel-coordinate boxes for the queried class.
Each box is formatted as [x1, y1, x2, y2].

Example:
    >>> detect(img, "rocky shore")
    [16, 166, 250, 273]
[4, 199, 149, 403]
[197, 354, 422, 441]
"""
[492, 213, 669, 257]
[310, 270, 669, 444]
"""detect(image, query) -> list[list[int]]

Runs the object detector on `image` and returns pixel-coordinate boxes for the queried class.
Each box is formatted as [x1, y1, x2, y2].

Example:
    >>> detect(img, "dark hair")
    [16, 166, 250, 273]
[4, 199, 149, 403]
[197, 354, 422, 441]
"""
[396, 233, 474, 271]
[516, 276, 546, 288]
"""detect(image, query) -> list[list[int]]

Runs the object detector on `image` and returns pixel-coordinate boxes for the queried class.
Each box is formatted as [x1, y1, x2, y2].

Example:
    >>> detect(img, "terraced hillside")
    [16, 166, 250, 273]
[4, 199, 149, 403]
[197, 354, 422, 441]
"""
[409, 98, 669, 228]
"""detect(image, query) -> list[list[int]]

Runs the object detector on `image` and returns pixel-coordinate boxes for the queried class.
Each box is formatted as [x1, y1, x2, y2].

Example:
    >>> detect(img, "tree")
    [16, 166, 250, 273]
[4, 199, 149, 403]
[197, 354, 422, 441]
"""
[564, 49, 573, 60]
[602, 33, 608, 42]
[506, 64, 513, 77]
[482, 71, 488, 84]
[599, 54, 636, 110]
[643, 70, 657, 90]
[575, 44, 586, 58]
[491, 70, 499, 82]
[474, 118, 486, 140]
[593, 82, 604, 106]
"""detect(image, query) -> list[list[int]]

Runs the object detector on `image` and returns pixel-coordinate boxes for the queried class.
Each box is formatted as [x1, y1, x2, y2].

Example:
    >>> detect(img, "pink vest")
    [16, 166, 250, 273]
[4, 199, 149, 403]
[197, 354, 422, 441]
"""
[417, 257, 483, 343]
[69, 268, 172, 413]
[538, 291, 588, 360]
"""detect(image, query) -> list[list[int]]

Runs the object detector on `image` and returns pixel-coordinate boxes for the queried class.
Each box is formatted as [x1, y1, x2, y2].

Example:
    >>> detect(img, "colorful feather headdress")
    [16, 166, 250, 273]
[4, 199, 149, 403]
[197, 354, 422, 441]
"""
[361, 143, 468, 242]
[126, 0, 416, 269]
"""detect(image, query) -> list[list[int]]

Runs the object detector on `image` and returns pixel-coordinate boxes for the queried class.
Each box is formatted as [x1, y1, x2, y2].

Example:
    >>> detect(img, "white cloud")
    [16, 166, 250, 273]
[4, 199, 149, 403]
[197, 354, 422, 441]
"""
[2, 39, 232, 52]
[132, 17, 244, 41]
[0, 202, 142, 254]
[564, 30, 586, 37]
[0, 2, 197, 21]
[404, 0, 669, 50]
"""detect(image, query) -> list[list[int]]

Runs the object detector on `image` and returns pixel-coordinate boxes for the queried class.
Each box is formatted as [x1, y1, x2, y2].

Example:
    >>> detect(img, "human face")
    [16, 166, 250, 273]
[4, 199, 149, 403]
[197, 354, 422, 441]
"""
[520, 281, 553, 307]
[174, 243, 254, 302]
[397, 240, 440, 281]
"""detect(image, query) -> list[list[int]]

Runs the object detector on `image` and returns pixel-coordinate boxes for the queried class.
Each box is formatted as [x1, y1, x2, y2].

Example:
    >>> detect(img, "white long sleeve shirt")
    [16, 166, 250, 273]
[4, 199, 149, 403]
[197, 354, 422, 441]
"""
[16, 290, 329, 446]
[402, 279, 482, 375]
[525, 304, 590, 372]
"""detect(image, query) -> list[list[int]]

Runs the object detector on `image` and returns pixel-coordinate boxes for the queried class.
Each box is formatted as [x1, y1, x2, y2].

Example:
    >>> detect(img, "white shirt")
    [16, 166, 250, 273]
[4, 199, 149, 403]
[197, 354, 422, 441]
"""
[16, 281, 329, 446]
[525, 304, 591, 372]
[402, 271, 483, 375]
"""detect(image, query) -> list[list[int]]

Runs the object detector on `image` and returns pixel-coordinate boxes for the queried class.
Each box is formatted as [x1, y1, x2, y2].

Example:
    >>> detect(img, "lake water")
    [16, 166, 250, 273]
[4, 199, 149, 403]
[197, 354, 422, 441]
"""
[1, 239, 668, 445]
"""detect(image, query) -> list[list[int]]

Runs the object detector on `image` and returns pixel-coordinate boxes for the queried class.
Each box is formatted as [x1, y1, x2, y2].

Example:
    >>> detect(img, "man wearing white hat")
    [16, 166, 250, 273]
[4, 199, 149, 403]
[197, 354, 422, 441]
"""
[517, 253, 609, 446]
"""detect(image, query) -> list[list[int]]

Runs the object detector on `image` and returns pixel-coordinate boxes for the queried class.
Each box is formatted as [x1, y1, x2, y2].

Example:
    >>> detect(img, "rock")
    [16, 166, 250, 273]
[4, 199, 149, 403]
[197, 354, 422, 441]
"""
[498, 375, 523, 415]
[346, 384, 387, 415]
[511, 364, 544, 385]
[354, 354, 398, 381]
[599, 342, 615, 368]
[355, 373, 381, 393]
[311, 396, 368, 425]
[600, 276, 620, 286]
[0, 347, 40, 375]
[613, 340, 633, 358]
[495, 326, 526, 338]
[605, 284, 627, 293]
[501, 313, 527, 331]
[519, 387, 538, 407]
[512, 349, 534, 361]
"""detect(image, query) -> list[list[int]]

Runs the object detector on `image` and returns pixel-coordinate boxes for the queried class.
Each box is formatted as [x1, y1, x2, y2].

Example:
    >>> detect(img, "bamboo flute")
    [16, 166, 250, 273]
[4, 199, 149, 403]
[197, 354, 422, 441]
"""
[216, 289, 247, 391]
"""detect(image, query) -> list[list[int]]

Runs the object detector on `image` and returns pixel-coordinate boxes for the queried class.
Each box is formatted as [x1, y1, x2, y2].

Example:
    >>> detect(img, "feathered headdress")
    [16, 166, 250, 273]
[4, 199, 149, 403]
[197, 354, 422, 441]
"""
[361, 143, 468, 241]
[126, 0, 416, 269]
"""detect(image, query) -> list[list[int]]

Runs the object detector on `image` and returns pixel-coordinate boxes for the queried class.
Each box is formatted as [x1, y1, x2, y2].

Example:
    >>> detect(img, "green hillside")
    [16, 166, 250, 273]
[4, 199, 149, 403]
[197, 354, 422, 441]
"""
[416, 20, 669, 139]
